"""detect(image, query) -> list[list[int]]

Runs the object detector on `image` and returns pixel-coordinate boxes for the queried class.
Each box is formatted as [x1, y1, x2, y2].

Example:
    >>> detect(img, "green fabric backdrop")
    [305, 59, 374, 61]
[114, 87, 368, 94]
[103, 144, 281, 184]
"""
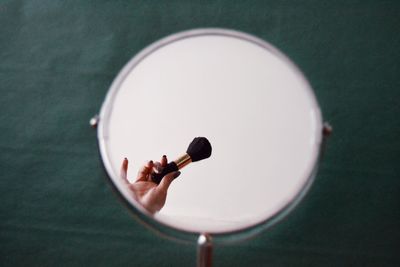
[1, 1, 399, 266]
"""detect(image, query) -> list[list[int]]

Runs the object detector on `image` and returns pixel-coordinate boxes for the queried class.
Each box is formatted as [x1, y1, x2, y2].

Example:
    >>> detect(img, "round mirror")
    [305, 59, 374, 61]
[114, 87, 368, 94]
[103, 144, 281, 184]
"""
[97, 29, 323, 240]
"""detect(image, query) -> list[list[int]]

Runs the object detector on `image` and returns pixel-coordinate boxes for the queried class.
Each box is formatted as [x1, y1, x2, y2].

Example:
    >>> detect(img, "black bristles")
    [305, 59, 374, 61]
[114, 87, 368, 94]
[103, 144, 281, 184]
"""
[186, 137, 212, 162]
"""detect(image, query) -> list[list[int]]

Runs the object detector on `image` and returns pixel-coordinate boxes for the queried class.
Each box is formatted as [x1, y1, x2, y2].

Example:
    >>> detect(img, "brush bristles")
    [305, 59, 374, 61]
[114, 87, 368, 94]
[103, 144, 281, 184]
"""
[186, 137, 212, 162]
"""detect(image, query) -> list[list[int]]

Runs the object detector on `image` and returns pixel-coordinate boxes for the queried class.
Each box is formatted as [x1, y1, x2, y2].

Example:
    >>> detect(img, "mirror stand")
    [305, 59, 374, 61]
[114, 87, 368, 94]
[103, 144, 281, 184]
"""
[92, 29, 333, 267]
[197, 234, 213, 267]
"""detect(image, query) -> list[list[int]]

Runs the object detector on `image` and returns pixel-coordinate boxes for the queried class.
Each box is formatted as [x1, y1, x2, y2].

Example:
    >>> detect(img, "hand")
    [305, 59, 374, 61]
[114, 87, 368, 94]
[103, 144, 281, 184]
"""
[120, 155, 180, 214]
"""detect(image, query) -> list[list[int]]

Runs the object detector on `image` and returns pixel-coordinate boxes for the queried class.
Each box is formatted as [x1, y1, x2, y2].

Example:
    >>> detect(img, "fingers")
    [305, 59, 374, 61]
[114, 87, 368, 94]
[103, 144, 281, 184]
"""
[153, 155, 168, 174]
[134, 155, 169, 183]
[161, 155, 167, 167]
[136, 160, 153, 182]
[153, 162, 163, 174]
[157, 171, 181, 192]
[121, 158, 129, 184]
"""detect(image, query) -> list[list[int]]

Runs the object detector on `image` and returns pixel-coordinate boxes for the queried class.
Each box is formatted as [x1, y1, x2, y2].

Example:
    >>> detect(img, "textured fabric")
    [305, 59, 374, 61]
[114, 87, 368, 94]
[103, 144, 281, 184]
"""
[1, 1, 399, 266]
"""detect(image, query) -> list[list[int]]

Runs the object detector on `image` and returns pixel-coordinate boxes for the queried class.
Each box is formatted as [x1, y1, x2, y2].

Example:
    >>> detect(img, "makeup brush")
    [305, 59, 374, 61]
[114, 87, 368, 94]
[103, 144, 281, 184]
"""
[151, 137, 212, 184]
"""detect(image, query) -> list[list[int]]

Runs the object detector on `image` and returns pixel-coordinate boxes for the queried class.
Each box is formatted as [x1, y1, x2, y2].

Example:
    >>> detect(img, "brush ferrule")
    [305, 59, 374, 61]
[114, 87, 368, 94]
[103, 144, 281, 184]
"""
[175, 153, 192, 169]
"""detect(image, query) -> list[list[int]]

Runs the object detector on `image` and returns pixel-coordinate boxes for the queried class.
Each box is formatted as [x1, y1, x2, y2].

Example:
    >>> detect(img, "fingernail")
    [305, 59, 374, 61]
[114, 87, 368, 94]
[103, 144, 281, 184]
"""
[149, 160, 153, 164]
[174, 171, 181, 179]
[162, 155, 166, 158]
[124, 157, 128, 161]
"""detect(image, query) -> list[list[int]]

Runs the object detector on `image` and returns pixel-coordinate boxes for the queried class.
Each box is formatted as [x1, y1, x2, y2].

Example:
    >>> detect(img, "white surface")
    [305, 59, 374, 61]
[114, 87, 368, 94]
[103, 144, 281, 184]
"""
[100, 32, 322, 233]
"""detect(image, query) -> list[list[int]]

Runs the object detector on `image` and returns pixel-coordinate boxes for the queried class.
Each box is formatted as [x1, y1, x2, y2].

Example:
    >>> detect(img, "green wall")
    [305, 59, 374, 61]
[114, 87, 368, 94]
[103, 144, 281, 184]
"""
[1, 1, 399, 266]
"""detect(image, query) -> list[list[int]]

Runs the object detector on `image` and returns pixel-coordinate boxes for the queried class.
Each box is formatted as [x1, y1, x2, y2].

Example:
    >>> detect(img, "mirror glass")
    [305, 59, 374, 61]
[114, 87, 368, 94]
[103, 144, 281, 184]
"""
[98, 29, 322, 234]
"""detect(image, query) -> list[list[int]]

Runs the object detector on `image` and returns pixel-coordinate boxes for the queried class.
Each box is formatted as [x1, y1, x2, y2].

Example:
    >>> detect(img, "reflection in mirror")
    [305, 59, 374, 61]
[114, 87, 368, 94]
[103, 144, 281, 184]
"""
[98, 29, 323, 235]
[121, 137, 212, 214]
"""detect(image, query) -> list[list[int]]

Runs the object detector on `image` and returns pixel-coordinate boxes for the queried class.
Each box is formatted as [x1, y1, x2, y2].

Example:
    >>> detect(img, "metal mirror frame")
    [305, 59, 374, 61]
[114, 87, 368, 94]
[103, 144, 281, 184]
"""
[94, 28, 329, 245]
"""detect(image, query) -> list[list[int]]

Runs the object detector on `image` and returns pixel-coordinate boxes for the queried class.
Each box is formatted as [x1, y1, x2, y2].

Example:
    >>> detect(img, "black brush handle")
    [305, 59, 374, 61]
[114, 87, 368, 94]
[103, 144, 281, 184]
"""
[151, 162, 178, 184]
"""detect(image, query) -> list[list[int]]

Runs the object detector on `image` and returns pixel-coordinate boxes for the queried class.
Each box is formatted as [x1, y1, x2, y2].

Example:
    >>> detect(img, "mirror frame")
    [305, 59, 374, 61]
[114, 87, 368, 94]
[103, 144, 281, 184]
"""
[97, 28, 324, 244]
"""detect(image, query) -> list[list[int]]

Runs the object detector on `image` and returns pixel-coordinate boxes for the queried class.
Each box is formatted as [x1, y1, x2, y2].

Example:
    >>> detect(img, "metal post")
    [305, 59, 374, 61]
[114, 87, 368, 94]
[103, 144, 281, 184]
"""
[323, 122, 333, 137]
[197, 234, 213, 267]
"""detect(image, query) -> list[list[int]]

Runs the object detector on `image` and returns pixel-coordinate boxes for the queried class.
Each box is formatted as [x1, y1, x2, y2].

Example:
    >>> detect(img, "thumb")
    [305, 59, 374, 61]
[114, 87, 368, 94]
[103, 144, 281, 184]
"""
[157, 171, 181, 192]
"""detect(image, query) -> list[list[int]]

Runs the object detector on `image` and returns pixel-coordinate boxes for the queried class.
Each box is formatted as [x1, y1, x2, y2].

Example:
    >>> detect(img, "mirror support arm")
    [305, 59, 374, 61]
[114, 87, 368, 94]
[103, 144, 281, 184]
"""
[197, 234, 213, 267]
[321, 122, 333, 158]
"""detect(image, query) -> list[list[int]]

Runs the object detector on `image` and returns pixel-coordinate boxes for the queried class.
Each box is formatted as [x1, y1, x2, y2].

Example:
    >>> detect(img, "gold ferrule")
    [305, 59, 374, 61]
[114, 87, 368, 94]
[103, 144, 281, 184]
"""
[175, 153, 192, 169]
